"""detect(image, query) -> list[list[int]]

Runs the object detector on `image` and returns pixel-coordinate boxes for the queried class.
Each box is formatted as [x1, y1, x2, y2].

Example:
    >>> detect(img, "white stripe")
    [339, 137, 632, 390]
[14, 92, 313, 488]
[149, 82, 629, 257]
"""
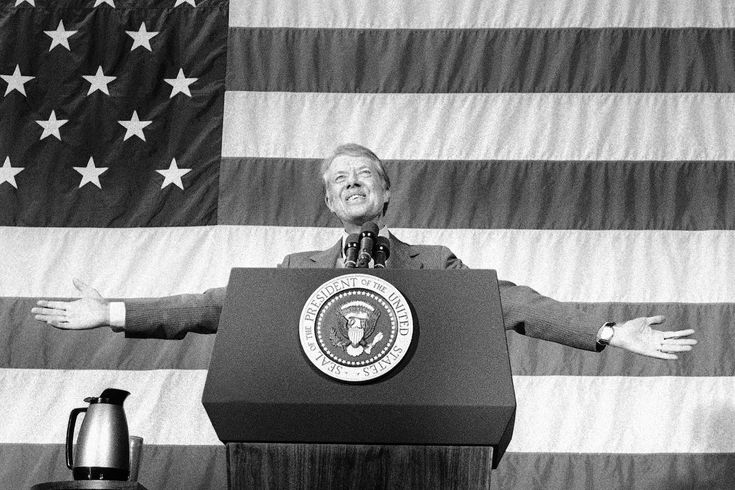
[230, 0, 735, 28]
[509, 376, 735, 453]
[1, 226, 733, 303]
[0, 369, 218, 445]
[2, 369, 733, 453]
[222, 92, 735, 161]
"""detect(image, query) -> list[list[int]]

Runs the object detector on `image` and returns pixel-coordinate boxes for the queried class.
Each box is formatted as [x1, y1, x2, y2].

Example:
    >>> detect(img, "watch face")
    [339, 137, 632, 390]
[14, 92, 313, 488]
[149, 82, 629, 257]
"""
[600, 325, 614, 343]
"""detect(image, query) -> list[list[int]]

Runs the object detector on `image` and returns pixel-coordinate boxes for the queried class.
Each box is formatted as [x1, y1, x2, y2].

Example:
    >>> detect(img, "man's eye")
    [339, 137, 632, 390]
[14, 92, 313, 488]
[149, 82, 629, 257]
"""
[334, 175, 345, 183]
[360, 170, 371, 177]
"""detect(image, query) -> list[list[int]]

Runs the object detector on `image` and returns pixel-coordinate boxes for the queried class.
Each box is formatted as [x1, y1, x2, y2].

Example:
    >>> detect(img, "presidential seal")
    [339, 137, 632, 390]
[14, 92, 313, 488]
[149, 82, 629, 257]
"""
[299, 274, 414, 382]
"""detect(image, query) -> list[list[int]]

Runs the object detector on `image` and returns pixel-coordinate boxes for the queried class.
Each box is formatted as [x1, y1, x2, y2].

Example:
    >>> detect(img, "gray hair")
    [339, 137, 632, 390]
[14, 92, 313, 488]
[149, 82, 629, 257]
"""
[320, 143, 391, 191]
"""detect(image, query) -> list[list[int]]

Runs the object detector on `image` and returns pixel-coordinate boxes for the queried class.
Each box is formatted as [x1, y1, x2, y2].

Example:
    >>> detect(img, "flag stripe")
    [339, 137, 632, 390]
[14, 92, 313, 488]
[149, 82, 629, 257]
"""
[494, 453, 735, 489]
[5, 299, 730, 375]
[4, 1, 730, 487]
[5, 446, 734, 490]
[227, 28, 735, 93]
[2, 227, 733, 302]
[2, 370, 733, 453]
[222, 92, 735, 161]
[229, 0, 735, 29]
[219, 158, 735, 230]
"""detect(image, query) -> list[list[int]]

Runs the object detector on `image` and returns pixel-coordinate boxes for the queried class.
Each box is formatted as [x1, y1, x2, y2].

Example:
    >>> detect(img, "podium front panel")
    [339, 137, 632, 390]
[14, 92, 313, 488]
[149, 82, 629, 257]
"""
[203, 269, 515, 461]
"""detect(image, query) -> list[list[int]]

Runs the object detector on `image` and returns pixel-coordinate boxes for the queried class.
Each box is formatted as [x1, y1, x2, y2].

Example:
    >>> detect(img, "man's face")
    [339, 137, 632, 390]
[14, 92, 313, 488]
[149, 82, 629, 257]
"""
[323, 155, 390, 230]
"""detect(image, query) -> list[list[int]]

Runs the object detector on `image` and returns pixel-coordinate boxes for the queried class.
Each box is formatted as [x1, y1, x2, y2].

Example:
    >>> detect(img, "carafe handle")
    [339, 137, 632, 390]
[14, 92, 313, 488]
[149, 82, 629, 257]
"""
[66, 407, 87, 469]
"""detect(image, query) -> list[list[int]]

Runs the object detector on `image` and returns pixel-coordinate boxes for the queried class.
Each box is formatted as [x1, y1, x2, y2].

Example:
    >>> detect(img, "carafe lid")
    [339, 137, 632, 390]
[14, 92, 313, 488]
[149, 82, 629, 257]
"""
[84, 388, 130, 405]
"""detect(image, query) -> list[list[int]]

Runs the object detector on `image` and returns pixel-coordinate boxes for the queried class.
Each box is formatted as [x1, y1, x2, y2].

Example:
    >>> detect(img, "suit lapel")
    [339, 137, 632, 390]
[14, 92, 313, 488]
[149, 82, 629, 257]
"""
[308, 239, 342, 267]
[389, 235, 424, 269]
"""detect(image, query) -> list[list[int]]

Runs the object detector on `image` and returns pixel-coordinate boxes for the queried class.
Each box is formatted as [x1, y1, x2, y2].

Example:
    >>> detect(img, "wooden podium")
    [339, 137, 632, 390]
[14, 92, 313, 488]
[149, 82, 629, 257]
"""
[202, 269, 516, 489]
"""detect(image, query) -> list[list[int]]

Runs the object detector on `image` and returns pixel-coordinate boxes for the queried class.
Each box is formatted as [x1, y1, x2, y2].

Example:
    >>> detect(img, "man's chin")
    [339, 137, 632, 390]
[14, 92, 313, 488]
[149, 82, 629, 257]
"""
[340, 213, 382, 228]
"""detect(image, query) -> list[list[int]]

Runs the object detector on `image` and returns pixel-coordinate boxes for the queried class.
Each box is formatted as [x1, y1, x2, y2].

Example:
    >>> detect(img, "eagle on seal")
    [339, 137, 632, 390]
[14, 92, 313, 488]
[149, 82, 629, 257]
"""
[331, 307, 381, 357]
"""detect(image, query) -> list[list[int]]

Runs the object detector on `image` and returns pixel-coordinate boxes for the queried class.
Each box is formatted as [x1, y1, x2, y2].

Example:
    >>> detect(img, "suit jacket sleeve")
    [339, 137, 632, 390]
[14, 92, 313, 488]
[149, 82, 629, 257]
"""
[124, 257, 294, 339]
[124, 247, 605, 350]
[124, 287, 226, 339]
[440, 246, 605, 351]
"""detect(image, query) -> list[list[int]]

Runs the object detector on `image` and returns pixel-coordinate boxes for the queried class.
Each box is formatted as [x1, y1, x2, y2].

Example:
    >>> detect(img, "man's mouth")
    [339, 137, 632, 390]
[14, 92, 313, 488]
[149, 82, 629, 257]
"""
[345, 193, 366, 203]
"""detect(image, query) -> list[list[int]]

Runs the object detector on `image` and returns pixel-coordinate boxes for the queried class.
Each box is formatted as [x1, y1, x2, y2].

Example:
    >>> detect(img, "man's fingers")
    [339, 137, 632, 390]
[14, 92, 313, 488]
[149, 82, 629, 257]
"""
[32, 307, 67, 316]
[34, 301, 69, 311]
[34, 314, 68, 324]
[48, 319, 71, 329]
[646, 315, 666, 325]
[662, 329, 696, 339]
[653, 352, 678, 360]
[73, 278, 102, 298]
[663, 338, 697, 346]
[659, 344, 693, 353]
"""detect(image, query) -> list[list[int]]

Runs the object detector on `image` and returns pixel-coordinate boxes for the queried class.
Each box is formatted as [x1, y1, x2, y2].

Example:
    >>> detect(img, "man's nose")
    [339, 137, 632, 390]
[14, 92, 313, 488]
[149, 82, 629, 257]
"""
[345, 171, 361, 187]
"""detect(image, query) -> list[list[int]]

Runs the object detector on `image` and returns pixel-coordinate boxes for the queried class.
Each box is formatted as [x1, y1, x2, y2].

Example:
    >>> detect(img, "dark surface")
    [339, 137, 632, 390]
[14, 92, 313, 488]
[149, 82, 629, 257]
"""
[31, 482, 147, 490]
[203, 269, 515, 467]
[228, 442, 493, 490]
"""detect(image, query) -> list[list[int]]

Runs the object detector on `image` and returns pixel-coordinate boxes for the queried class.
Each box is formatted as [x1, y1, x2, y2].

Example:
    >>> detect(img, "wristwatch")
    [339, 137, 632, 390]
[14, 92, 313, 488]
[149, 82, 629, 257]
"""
[596, 322, 616, 346]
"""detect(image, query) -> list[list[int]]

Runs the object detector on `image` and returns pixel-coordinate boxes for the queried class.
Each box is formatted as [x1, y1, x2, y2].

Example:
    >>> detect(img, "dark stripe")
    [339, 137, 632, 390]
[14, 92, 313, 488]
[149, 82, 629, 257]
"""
[4, 444, 734, 489]
[219, 158, 735, 230]
[5, 298, 730, 376]
[5, 298, 215, 370]
[508, 302, 732, 376]
[227, 28, 735, 93]
[493, 452, 735, 489]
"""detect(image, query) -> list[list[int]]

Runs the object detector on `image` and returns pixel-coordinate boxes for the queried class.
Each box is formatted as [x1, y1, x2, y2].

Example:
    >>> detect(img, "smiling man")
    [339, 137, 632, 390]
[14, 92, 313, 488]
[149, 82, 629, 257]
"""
[33, 143, 696, 359]
[323, 145, 391, 233]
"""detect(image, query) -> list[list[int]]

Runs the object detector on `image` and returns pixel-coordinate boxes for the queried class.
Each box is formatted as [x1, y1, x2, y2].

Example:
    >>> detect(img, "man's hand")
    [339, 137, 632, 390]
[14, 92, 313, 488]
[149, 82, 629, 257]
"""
[609, 316, 697, 359]
[32, 278, 110, 330]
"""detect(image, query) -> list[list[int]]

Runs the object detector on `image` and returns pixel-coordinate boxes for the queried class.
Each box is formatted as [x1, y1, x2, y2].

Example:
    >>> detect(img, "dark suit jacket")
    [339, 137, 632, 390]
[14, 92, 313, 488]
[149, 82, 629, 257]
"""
[126, 235, 604, 351]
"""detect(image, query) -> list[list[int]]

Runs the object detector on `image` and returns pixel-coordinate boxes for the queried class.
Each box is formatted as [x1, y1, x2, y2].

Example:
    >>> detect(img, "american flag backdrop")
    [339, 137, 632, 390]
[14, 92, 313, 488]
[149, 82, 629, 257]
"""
[2, 0, 735, 488]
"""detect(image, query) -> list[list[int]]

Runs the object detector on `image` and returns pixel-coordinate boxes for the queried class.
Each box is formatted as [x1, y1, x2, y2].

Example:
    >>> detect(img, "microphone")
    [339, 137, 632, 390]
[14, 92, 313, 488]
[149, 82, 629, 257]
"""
[343, 234, 360, 268]
[374, 236, 390, 268]
[356, 221, 379, 268]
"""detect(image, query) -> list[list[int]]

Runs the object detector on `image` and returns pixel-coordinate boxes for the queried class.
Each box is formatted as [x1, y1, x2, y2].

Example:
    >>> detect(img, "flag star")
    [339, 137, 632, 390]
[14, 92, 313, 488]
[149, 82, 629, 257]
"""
[44, 20, 78, 51]
[0, 157, 24, 189]
[174, 0, 197, 7]
[93, 0, 115, 7]
[74, 158, 108, 189]
[15, 0, 35, 6]
[164, 68, 197, 98]
[126, 22, 159, 52]
[82, 66, 116, 96]
[1, 65, 35, 97]
[157, 158, 192, 190]
[36, 111, 69, 140]
[118, 111, 152, 141]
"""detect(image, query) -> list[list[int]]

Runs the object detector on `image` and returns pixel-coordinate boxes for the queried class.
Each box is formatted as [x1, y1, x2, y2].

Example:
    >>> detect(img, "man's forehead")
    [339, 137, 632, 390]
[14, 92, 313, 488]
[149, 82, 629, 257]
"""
[326, 155, 377, 173]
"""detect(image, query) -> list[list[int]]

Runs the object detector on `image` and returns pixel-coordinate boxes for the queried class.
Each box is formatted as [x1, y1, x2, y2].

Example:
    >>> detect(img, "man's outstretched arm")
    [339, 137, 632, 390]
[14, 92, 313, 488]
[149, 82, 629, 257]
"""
[443, 248, 698, 359]
[32, 278, 225, 339]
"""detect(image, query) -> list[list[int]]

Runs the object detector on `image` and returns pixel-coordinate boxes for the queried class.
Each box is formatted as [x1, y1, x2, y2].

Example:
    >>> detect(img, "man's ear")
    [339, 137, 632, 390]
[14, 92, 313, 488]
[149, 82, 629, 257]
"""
[324, 194, 334, 213]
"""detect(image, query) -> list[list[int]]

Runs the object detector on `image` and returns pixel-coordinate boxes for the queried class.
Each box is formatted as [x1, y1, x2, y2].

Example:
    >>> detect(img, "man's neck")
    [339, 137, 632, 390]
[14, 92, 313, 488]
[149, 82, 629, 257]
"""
[342, 217, 385, 234]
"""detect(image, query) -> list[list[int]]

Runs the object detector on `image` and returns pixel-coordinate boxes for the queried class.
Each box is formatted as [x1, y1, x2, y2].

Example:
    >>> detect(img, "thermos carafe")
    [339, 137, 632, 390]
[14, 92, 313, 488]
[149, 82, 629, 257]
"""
[66, 388, 130, 480]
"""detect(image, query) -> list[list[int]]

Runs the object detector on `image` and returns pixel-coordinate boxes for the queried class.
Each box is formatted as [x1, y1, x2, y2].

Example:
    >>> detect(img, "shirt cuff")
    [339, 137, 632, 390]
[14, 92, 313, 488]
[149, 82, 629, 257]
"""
[109, 301, 126, 328]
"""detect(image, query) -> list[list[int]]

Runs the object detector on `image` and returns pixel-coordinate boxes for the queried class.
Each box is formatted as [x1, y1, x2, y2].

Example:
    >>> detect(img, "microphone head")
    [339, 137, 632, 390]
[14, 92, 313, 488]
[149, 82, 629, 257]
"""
[360, 221, 379, 236]
[345, 233, 360, 249]
[375, 236, 390, 258]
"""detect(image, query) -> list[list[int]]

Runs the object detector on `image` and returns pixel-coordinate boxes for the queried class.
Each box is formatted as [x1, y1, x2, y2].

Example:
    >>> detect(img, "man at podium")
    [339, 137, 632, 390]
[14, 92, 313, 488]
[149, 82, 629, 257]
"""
[32, 144, 696, 359]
